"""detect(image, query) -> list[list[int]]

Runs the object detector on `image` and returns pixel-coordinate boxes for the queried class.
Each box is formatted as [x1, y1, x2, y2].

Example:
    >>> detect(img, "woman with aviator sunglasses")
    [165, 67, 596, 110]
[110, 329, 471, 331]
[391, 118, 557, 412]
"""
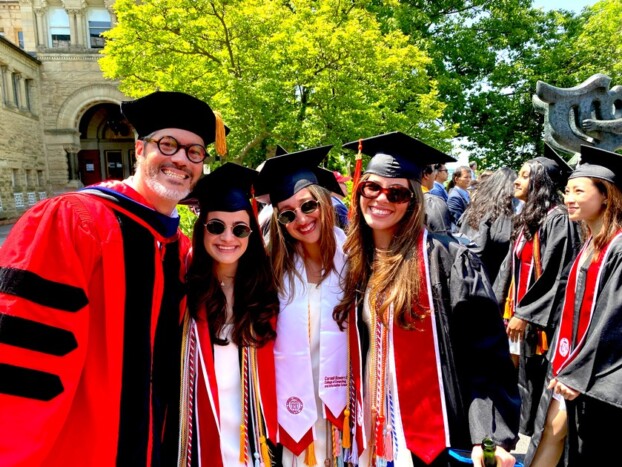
[180, 163, 280, 466]
[335, 132, 520, 467]
[255, 145, 349, 467]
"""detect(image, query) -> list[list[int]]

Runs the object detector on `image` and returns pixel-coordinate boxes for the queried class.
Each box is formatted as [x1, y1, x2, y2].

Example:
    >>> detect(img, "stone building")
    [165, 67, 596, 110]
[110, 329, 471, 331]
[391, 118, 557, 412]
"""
[0, 0, 132, 221]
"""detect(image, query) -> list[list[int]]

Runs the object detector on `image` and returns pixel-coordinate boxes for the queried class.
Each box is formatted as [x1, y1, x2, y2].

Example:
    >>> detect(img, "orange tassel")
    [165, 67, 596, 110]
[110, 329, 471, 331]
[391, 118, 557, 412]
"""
[536, 330, 549, 355]
[239, 424, 247, 463]
[503, 278, 515, 320]
[342, 408, 351, 449]
[213, 110, 227, 156]
[260, 435, 271, 466]
[304, 442, 317, 466]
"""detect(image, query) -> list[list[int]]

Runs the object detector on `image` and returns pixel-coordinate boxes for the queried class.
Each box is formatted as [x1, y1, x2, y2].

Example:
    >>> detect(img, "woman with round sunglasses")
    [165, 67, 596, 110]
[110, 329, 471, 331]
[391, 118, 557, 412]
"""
[255, 145, 349, 466]
[335, 132, 520, 467]
[493, 146, 581, 449]
[524, 145, 622, 466]
[179, 163, 280, 466]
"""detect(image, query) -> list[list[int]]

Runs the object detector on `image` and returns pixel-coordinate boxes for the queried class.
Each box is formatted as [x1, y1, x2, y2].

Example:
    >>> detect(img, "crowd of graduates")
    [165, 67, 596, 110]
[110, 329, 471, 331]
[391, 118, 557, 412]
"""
[0, 90, 621, 467]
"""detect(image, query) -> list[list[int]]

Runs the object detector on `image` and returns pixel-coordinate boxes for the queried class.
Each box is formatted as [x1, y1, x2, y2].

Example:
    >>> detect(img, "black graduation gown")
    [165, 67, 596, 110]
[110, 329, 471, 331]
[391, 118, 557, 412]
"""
[526, 235, 622, 465]
[493, 206, 581, 436]
[459, 213, 513, 285]
[353, 232, 521, 466]
[425, 191, 452, 233]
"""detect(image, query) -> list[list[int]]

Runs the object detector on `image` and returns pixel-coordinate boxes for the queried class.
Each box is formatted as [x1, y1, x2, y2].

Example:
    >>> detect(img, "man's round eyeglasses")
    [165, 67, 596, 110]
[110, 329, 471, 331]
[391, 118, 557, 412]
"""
[143, 135, 207, 163]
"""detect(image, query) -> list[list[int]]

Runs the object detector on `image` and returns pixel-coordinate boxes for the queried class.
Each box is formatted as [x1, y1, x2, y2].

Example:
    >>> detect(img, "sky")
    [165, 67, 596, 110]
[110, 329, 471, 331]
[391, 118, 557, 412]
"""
[532, 0, 600, 12]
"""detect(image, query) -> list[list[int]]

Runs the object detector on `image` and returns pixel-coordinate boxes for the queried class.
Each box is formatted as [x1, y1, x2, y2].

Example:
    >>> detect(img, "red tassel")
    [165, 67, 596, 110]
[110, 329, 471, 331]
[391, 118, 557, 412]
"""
[348, 139, 364, 221]
[375, 415, 385, 457]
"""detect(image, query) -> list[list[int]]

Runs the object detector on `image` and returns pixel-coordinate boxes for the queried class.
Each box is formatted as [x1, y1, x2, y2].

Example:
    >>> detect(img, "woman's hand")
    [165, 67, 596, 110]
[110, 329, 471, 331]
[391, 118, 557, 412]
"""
[506, 316, 527, 342]
[472, 444, 516, 466]
[548, 378, 580, 401]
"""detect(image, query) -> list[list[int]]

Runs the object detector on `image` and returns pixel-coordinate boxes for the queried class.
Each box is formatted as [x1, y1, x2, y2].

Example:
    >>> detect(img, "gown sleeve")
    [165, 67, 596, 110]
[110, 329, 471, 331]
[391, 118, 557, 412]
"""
[0, 195, 101, 465]
[514, 207, 582, 328]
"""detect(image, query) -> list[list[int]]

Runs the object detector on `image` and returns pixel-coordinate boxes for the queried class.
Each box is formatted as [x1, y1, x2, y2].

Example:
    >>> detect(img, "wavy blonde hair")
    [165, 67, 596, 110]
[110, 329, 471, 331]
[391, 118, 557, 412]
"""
[334, 173, 428, 329]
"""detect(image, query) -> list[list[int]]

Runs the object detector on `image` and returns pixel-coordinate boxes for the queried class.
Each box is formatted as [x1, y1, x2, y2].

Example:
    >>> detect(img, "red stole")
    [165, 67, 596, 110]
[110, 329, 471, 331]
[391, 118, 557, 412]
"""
[551, 233, 622, 376]
[348, 230, 448, 463]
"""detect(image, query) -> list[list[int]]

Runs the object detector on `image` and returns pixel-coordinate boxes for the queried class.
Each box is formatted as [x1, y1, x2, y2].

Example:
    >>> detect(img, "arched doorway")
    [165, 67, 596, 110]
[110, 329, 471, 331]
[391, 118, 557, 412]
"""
[77, 102, 134, 185]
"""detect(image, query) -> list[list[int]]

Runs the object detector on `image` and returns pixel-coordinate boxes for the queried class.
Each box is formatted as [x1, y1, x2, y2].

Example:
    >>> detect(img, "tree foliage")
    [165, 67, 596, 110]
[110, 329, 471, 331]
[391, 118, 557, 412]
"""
[100, 0, 454, 171]
[101, 0, 622, 173]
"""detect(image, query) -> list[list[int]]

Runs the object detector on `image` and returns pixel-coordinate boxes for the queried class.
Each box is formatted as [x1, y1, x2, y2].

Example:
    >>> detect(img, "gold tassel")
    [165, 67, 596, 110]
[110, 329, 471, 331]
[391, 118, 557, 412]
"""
[536, 330, 549, 355]
[304, 442, 317, 466]
[342, 408, 351, 449]
[213, 110, 227, 156]
[239, 424, 246, 463]
[260, 435, 271, 466]
[503, 278, 515, 320]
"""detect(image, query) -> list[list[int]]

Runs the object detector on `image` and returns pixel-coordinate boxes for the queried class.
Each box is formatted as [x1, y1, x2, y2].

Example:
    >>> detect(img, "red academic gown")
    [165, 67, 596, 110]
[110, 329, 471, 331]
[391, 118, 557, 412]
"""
[0, 180, 190, 466]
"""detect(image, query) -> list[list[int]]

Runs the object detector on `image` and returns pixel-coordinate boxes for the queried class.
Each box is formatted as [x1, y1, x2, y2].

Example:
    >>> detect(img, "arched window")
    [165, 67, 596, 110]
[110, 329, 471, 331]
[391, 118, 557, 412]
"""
[87, 8, 112, 49]
[48, 7, 70, 48]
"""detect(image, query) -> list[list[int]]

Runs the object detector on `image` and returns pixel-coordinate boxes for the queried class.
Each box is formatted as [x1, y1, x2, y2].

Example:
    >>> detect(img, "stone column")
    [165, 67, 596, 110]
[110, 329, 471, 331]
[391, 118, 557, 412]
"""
[67, 9, 78, 47]
[0, 65, 7, 105]
[63, 144, 81, 183]
[34, 8, 48, 48]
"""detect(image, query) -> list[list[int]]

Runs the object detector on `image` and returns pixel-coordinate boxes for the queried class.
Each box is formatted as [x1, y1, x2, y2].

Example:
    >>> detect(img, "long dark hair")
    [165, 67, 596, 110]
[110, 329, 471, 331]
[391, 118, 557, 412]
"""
[513, 159, 564, 241]
[333, 173, 427, 330]
[186, 207, 279, 347]
[462, 167, 517, 229]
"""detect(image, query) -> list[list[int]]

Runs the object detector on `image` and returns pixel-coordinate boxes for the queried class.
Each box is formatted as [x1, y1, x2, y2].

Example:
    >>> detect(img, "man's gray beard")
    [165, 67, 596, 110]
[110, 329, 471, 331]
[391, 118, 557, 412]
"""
[141, 162, 192, 202]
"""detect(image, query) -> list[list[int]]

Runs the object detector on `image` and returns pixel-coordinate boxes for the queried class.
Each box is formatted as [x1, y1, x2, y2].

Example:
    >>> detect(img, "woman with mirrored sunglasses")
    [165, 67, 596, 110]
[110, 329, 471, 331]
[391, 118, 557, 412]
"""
[255, 145, 349, 466]
[180, 163, 280, 467]
[335, 132, 520, 467]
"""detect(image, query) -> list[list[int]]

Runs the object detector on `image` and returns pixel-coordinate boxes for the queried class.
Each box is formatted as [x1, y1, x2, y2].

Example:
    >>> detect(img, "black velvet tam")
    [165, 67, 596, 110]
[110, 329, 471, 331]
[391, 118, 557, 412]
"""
[120, 91, 229, 145]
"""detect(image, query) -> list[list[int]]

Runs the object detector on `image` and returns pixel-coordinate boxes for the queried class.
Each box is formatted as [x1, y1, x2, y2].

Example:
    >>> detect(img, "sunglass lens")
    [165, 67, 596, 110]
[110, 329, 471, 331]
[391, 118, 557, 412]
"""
[300, 200, 319, 214]
[387, 187, 411, 203]
[360, 181, 381, 199]
[232, 224, 252, 238]
[205, 220, 225, 235]
[277, 211, 296, 225]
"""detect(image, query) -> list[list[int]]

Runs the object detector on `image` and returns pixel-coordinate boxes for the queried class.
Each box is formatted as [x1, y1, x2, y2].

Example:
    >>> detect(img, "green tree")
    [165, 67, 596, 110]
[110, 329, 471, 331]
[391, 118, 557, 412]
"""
[100, 0, 455, 171]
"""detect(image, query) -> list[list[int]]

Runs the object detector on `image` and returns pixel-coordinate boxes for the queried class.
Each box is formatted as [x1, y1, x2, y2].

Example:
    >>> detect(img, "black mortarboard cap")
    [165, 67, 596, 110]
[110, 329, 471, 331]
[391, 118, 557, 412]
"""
[120, 91, 229, 148]
[342, 131, 456, 181]
[255, 145, 343, 204]
[532, 144, 573, 188]
[187, 163, 257, 213]
[569, 145, 622, 189]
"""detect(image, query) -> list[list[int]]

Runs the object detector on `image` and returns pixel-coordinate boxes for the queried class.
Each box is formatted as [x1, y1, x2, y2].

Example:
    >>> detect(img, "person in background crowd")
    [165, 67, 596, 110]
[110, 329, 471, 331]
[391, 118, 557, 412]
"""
[0, 91, 226, 465]
[256, 146, 348, 467]
[447, 165, 472, 229]
[337, 132, 520, 467]
[422, 161, 454, 233]
[470, 161, 478, 180]
[430, 163, 450, 201]
[332, 170, 351, 230]
[459, 167, 517, 284]
[527, 145, 622, 466]
[180, 163, 279, 466]
[494, 145, 581, 443]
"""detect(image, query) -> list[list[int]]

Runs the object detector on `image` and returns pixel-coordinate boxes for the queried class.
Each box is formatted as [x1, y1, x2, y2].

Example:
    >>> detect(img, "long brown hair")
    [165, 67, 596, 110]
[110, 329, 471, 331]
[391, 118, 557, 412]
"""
[333, 173, 427, 329]
[186, 206, 279, 347]
[269, 185, 336, 300]
[590, 179, 622, 258]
